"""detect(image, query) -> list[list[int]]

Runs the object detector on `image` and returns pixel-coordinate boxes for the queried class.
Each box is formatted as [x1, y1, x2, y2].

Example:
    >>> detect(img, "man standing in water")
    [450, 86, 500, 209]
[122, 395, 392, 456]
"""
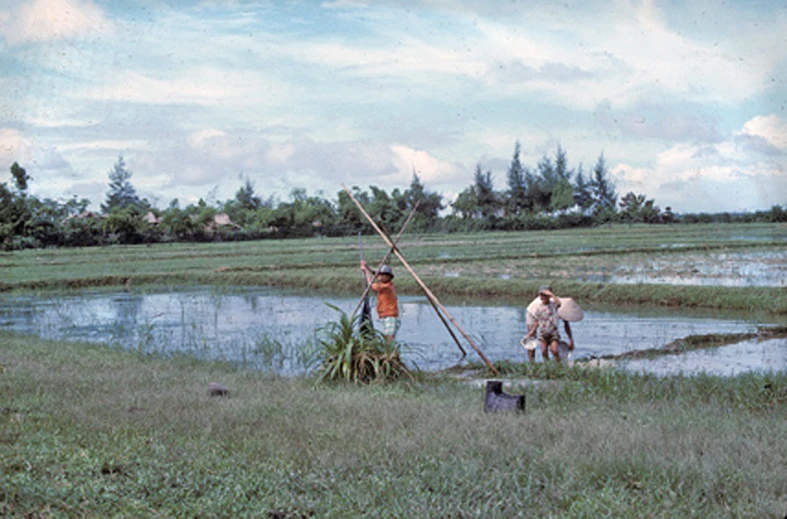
[360, 260, 400, 342]
[524, 285, 574, 362]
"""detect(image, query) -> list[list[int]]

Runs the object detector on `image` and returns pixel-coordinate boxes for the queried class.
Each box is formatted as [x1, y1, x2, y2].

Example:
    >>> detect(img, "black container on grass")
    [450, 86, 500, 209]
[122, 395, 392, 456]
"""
[484, 380, 525, 413]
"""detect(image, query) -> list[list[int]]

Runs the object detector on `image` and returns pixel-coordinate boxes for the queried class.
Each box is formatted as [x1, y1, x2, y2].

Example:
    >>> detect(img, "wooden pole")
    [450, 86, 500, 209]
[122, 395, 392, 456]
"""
[357, 232, 373, 336]
[356, 204, 467, 358]
[350, 200, 467, 359]
[424, 290, 467, 359]
[342, 184, 497, 374]
[350, 201, 420, 319]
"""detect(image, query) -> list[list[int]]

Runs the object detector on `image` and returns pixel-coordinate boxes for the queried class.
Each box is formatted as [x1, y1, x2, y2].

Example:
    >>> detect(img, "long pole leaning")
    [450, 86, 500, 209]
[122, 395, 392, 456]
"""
[350, 201, 420, 319]
[342, 184, 496, 374]
[350, 202, 467, 357]
[424, 289, 467, 359]
[353, 201, 467, 358]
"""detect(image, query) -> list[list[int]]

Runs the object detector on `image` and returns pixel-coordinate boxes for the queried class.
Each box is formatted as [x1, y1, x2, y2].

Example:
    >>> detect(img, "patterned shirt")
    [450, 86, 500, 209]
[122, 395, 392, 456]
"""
[528, 300, 560, 338]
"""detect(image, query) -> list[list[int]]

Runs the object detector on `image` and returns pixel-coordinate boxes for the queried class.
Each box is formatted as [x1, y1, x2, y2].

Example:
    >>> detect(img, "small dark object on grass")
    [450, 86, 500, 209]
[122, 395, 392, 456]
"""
[484, 380, 525, 413]
[207, 382, 229, 397]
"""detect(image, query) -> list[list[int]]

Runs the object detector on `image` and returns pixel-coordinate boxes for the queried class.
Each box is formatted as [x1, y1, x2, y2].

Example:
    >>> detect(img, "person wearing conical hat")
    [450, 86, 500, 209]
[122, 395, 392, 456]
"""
[524, 285, 574, 363]
[360, 260, 400, 343]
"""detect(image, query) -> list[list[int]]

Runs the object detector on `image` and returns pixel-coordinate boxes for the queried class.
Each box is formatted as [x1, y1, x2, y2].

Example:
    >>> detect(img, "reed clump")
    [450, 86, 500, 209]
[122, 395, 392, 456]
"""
[314, 305, 411, 384]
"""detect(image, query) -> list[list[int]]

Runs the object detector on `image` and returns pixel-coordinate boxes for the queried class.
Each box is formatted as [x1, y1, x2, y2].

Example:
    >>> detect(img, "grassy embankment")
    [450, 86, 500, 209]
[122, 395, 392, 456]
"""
[2, 333, 786, 517]
[2, 223, 786, 315]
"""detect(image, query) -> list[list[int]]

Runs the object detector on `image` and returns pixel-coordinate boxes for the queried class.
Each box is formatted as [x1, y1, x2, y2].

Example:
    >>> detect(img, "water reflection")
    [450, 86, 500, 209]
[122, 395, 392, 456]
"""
[0, 286, 780, 375]
[621, 338, 787, 377]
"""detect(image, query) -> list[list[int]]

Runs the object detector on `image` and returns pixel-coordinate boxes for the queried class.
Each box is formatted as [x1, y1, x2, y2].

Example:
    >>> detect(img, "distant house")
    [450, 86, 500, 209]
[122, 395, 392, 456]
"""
[203, 212, 241, 235]
[212, 213, 240, 228]
[144, 211, 162, 225]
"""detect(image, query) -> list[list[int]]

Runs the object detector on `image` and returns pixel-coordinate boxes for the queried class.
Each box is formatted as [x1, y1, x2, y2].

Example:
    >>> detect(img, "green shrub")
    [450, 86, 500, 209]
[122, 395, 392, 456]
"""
[315, 304, 411, 384]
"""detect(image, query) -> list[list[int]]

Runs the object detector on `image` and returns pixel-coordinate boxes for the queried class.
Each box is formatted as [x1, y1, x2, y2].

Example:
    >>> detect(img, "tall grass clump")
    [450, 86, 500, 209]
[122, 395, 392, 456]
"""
[314, 304, 411, 384]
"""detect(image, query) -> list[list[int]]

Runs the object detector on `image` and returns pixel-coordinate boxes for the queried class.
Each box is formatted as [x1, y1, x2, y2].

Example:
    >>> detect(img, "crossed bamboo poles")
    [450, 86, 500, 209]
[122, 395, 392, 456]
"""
[343, 184, 498, 375]
[351, 201, 467, 359]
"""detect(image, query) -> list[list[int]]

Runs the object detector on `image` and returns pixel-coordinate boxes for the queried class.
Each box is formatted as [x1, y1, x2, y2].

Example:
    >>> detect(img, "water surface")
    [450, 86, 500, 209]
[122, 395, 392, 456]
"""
[0, 286, 780, 375]
[620, 338, 787, 377]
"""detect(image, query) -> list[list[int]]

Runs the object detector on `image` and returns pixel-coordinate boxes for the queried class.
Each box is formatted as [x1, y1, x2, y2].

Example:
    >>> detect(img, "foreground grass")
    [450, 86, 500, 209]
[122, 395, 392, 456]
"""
[2, 333, 786, 517]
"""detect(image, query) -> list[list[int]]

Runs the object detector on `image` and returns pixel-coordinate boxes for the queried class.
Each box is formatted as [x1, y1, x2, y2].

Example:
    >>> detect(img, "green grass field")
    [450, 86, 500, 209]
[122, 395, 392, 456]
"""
[2, 223, 787, 517]
[2, 334, 786, 517]
[2, 223, 786, 314]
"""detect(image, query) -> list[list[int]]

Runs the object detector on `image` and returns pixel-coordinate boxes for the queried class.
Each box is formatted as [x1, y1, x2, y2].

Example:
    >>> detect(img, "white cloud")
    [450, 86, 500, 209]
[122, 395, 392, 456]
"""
[0, 128, 33, 165]
[80, 70, 239, 106]
[321, 0, 368, 8]
[0, 0, 111, 45]
[741, 115, 787, 150]
[592, 101, 721, 143]
[292, 37, 485, 82]
[73, 63, 295, 119]
[390, 144, 458, 183]
[188, 129, 227, 148]
[23, 116, 100, 129]
[612, 115, 787, 212]
[264, 143, 297, 166]
[474, 0, 781, 110]
[0, 128, 88, 201]
[2, 1, 783, 214]
[57, 139, 150, 153]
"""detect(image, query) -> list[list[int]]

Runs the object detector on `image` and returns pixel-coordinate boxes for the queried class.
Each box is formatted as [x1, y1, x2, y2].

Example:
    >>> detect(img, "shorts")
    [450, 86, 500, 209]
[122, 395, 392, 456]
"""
[539, 332, 560, 345]
[380, 316, 401, 337]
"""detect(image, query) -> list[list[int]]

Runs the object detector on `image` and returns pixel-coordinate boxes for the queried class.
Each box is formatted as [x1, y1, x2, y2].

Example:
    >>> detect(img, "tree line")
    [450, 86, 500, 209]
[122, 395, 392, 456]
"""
[2, 143, 785, 250]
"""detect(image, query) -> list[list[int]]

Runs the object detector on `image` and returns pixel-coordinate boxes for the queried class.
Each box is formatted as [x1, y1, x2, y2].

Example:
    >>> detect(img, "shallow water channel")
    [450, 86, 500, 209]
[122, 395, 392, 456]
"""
[1, 286, 784, 377]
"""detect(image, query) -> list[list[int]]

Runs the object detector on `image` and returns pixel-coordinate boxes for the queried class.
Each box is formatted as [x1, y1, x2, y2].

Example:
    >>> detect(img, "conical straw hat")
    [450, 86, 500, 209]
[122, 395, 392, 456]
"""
[558, 297, 584, 322]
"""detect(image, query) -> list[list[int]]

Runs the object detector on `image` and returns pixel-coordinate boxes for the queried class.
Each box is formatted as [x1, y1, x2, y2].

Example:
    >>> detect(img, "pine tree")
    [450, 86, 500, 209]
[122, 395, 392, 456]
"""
[551, 179, 574, 213]
[535, 155, 556, 211]
[573, 165, 593, 211]
[554, 144, 572, 181]
[235, 178, 262, 211]
[404, 171, 443, 229]
[102, 156, 141, 213]
[505, 142, 527, 216]
[474, 164, 499, 219]
[590, 153, 617, 214]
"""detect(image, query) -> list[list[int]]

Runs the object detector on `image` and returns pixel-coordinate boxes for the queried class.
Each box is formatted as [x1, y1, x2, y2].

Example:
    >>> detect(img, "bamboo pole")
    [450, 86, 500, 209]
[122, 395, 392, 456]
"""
[424, 290, 467, 359]
[349, 199, 467, 359]
[357, 232, 374, 336]
[350, 201, 420, 319]
[342, 184, 497, 374]
[354, 202, 467, 358]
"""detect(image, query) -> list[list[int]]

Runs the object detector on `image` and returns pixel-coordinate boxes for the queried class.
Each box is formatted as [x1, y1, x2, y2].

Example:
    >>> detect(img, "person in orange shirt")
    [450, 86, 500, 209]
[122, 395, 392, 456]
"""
[360, 260, 400, 342]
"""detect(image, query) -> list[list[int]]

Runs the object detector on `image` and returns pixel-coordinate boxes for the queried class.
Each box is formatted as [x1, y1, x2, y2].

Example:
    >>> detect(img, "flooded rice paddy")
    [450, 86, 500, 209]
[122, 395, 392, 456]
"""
[1, 286, 783, 377]
[619, 338, 787, 377]
[604, 250, 786, 287]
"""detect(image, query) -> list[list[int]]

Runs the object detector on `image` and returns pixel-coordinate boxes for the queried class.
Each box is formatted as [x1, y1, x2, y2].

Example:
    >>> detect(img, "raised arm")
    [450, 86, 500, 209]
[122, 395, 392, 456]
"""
[542, 288, 561, 307]
[360, 260, 374, 285]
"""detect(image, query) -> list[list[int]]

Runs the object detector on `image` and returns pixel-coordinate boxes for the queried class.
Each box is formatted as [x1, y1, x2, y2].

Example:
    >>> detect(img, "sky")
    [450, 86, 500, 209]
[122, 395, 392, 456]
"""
[1, 0, 785, 214]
